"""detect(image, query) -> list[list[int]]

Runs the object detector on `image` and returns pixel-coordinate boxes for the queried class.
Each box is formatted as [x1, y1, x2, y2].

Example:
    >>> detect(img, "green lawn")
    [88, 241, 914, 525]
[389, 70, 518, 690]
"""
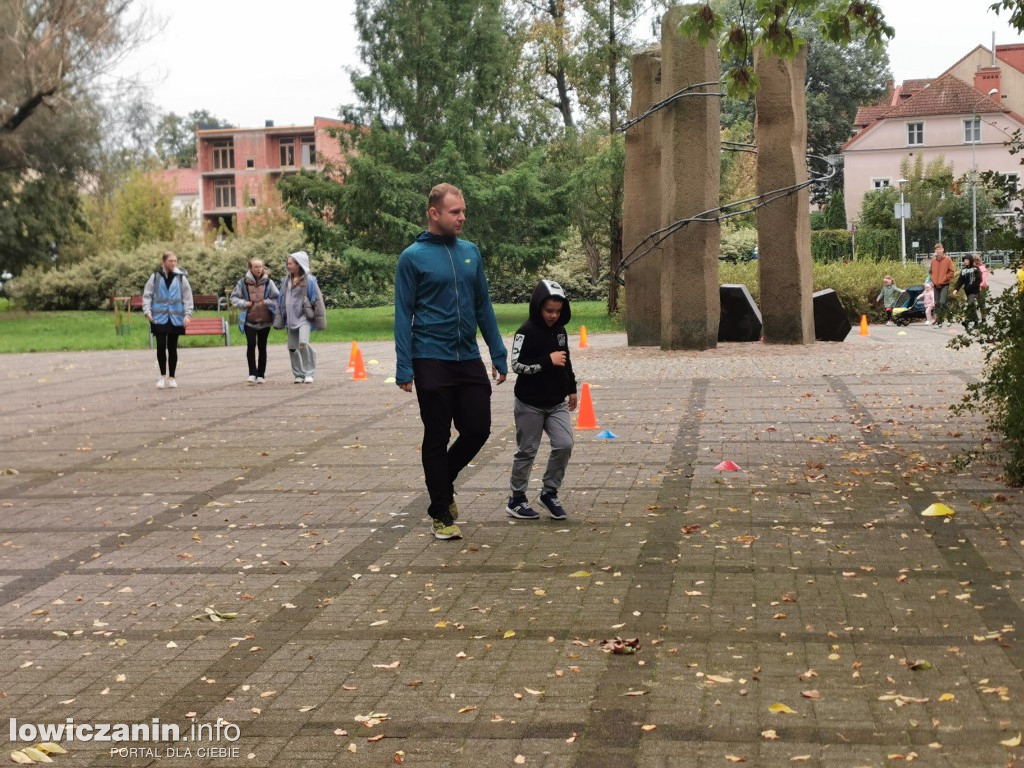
[0, 301, 622, 353]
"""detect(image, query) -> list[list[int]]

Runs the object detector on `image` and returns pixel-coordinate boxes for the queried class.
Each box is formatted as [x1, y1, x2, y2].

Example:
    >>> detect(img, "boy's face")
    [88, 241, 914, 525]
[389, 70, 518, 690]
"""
[541, 298, 563, 327]
[883, 277, 892, 286]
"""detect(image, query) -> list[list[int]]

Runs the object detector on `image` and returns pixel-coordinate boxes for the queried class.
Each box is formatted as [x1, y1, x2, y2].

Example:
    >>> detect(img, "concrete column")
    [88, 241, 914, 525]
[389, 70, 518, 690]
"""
[624, 47, 662, 346]
[659, 5, 720, 350]
[754, 46, 815, 344]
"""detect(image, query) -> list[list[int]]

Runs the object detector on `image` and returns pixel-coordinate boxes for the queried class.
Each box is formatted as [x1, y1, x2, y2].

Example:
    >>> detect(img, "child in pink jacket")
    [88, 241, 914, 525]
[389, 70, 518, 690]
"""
[923, 281, 936, 325]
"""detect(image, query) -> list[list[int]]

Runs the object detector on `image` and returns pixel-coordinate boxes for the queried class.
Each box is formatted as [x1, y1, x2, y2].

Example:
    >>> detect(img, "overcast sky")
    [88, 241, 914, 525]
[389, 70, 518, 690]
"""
[115, 0, 1023, 130]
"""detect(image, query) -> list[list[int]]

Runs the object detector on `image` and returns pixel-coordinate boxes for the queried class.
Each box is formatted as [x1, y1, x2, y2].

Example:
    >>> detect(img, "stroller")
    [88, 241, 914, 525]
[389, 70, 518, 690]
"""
[891, 284, 926, 326]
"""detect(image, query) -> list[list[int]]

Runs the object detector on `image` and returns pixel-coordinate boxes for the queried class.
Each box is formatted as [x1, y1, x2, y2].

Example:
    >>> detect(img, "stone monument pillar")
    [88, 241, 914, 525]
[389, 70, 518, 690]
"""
[754, 46, 815, 344]
[659, 5, 720, 350]
[624, 48, 662, 346]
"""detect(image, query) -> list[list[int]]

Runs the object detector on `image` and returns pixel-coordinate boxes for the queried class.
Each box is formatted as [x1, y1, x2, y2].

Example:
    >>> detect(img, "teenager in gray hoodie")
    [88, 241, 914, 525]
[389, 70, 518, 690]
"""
[273, 250, 326, 383]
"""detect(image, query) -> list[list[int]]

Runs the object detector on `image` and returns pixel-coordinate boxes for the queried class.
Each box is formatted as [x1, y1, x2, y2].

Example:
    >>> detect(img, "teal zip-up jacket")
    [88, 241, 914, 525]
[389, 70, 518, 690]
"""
[394, 231, 508, 384]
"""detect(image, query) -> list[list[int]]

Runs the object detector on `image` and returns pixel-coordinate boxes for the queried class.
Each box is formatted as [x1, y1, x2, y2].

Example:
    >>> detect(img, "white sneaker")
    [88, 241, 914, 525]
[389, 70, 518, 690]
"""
[303, 376, 314, 384]
[294, 376, 304, 384]
[167, 378, 177, 388]
[885, 320, 893, 326]
[256, 377, 265, 384]
[156, 377, 166, 389]
[246, 375, 257, 384]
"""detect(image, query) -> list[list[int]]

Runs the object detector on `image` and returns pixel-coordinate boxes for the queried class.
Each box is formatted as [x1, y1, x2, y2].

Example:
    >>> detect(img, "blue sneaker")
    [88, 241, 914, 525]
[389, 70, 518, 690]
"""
[538, 491, 567, 520]
[506, 496, 539, 520]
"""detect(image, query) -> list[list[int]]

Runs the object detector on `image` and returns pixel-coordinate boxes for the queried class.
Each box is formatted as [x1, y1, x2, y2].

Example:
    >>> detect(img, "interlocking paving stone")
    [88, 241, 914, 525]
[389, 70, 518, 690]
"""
[1, 326, 1022, 767]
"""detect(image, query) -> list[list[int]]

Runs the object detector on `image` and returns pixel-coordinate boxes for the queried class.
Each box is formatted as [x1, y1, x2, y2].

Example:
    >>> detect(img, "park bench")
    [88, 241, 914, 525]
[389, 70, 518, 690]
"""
[112, 294, 227, 312]
[148, 317, 230, 348]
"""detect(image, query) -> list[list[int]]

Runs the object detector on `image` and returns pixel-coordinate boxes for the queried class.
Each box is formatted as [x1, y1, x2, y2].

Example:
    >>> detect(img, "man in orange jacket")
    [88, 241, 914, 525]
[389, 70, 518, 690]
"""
[929, 243, 956, 326]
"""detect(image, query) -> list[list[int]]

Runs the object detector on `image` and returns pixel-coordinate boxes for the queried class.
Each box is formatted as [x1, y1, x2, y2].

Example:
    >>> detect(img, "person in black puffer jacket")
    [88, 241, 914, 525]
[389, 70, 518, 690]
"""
[505, 279, 578, 521]
[954, 254, 983, 329]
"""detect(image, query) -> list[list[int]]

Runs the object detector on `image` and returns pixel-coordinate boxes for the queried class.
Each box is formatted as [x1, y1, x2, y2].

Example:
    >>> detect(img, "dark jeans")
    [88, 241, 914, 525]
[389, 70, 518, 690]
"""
[934, 283, 950, 324]
[245, 325, 271, 377]
[154, 333, 179, 377]
[413, 358, 492, 523]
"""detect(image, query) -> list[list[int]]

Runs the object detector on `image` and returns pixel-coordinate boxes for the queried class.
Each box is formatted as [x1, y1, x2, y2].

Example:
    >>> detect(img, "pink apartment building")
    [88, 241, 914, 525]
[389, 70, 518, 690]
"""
[196, 117, 349, 233]
[843, 44, 1024, 230]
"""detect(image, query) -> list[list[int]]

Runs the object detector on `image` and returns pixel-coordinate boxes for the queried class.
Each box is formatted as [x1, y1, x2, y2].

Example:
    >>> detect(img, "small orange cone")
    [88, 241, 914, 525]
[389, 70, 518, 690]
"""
[859, 315, 869, 336]
[346, 341, 358, 373]
[579, 325, 589, 349]
[575, 383, 598, 430]
[352, 348, 368, 380]
[715, 460, 741, 471]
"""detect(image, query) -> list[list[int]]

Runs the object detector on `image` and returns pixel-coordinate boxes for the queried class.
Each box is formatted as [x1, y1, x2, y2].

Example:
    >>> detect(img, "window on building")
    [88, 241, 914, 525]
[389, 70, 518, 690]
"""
[964, 117, 981, 144]
[246, 158, 255, 169]
[213, 179, 236, 209]
[301, 137, 316, 166]
[247, 194, 257, 208]
[212, 140, 234, 170]
[280, 138, 295, 167]
[907, 122, 924, 146]
[872, 178, 891, 189]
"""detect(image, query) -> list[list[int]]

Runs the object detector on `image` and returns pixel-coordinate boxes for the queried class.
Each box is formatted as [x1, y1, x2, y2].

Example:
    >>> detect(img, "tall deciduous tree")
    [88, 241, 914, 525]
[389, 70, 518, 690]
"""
[1, 0, 149, 275]
[155, 110, 234, 169]
[287, 0, 567, 283]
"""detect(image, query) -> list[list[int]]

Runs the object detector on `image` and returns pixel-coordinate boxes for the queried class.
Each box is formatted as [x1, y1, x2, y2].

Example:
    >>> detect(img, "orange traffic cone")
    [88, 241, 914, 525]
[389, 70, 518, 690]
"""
[859, 315, 869, 337]
[352, 348, 368, 381]
[575, 383, 598, 430]
[579, 325, 589, 349]
[346, 341, 358, 373]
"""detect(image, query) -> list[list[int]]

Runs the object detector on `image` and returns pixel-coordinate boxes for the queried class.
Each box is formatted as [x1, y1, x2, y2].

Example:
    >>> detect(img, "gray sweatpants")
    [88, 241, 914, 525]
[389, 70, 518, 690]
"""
[509, 398, 574, 497]
[286, 324, 316, 378]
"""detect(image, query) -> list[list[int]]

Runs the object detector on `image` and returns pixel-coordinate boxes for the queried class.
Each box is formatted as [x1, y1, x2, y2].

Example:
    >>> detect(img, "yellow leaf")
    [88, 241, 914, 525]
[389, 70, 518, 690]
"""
[706, 675, 734, 684]
[435, 621, 448, 628]
[457, 706, 477, 714]
[1000, 733, 1022, 748]
[939, 693, 955, 702]
[10, 752, 35, 765]
[569, 571, 591, 578]
[260, 690, 276, 698]
[769, 703, 797, 715]
[33, 745, 66, 756]
[20, 748, 51, 763]
[640, 724, 657, 732]
[503, 630, 516, 639]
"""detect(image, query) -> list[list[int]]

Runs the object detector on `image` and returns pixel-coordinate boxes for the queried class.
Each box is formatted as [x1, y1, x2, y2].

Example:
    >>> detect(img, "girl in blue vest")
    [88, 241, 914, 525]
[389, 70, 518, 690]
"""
[142, 251, 194, 389]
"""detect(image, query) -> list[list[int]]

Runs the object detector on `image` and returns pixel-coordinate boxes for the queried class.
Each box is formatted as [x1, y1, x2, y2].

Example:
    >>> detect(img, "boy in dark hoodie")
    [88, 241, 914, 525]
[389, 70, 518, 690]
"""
[506, 280, 578, 520]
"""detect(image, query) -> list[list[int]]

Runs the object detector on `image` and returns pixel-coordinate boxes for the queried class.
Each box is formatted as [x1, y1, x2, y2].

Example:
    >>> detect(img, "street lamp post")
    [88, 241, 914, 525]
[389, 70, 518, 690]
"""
[898, 178, 908, 267]
[972, 87, 1000, 254]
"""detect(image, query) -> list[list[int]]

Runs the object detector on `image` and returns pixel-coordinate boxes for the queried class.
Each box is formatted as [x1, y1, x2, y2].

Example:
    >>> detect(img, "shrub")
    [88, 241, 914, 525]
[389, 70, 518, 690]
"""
[719, 227, 758, 262]
[811, 229, 852, 262]
[949, 278, 1024, 485]
[854, 228, 902, 262]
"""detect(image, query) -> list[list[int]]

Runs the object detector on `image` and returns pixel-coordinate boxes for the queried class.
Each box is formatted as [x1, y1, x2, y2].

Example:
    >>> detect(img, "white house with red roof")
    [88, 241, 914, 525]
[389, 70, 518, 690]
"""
[842, 44, 1024, 229]
[150, 167, 202, 233]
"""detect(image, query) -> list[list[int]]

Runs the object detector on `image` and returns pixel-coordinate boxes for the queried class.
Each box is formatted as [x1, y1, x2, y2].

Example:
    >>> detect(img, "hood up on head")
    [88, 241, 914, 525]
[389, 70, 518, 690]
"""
[529, 279, 571, 327]
[288, 250, 311, 275]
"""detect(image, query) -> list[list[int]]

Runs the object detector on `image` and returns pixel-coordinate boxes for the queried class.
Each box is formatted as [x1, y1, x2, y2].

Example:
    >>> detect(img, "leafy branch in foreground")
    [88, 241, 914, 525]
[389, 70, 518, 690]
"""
[948, 279, 1024, 485]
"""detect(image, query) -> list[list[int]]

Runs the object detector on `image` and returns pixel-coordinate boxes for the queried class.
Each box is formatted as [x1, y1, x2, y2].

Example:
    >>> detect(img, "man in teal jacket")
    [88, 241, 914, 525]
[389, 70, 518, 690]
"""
[394, 183, 508, 541]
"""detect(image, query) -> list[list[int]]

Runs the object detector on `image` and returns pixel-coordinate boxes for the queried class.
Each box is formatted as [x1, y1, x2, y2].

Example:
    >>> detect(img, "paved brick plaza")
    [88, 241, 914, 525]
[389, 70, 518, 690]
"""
[1, 326, 1022, 767]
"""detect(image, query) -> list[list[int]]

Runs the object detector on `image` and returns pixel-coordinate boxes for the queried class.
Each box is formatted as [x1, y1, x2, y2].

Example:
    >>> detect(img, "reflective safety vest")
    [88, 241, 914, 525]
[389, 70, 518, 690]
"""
[151, 272, 185, 326]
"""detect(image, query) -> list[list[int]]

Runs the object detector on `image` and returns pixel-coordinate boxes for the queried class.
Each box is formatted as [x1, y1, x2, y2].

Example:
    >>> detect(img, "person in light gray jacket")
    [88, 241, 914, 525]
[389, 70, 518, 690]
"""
[273, 250, 326, 383]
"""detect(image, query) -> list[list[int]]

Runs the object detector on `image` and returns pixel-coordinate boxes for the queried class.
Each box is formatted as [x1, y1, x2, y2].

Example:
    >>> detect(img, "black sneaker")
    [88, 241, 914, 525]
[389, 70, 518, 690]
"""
[506, 496, 539, 520]
[538, 491, 567, 520]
